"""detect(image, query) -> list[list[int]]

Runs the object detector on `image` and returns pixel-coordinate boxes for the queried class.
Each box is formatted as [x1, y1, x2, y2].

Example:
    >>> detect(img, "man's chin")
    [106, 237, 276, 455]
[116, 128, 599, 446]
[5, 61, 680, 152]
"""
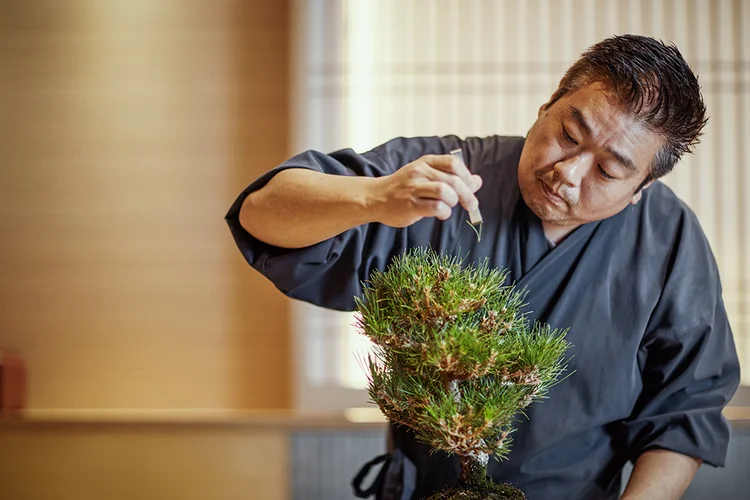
[522, 192, 566, 223]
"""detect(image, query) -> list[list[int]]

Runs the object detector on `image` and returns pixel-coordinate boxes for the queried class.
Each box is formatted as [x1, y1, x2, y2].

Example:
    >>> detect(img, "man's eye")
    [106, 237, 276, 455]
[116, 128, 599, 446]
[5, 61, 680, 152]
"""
[598, 164, 615, 180]
[562, 125, 578, 145]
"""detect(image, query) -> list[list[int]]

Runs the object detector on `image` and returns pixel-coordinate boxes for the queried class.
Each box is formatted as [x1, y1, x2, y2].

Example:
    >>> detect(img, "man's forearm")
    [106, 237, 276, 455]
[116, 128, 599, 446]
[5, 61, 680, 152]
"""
[238, 154, 481, 249]
[620, 449, 702, 500]
[239, 169, 381, 249]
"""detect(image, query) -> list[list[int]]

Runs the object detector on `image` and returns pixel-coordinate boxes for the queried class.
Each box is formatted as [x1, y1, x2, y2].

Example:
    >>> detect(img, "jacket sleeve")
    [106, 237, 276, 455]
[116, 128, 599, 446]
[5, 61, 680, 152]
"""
[224, 135, 475, 311]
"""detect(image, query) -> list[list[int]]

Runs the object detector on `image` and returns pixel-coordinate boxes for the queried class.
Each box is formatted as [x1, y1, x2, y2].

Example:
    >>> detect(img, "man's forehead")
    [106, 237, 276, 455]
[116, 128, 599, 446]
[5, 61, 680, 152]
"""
[560, 83, 663, 171]
[564, 82, 633, 122]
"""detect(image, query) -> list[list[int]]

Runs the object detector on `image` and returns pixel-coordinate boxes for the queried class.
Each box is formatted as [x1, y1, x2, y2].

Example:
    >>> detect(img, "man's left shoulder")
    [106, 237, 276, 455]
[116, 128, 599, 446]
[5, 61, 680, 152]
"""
[633, 181, 706, 239]
[639, 180, 696, 219]
[632, 181, 719, 271]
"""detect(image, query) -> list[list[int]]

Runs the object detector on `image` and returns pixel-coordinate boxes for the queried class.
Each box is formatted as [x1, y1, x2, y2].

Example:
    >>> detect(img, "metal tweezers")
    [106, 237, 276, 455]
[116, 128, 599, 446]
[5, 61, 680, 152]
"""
[450, 148, 483, 242]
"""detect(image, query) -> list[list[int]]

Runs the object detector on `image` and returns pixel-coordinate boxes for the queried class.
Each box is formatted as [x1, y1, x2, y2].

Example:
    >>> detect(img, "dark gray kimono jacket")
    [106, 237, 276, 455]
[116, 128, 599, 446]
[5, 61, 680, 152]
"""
[225, 135, 740, 500]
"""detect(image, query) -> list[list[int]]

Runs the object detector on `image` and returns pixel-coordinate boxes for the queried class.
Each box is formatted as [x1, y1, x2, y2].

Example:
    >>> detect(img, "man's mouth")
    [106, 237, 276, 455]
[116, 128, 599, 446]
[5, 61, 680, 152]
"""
[539, 179, 566, 206]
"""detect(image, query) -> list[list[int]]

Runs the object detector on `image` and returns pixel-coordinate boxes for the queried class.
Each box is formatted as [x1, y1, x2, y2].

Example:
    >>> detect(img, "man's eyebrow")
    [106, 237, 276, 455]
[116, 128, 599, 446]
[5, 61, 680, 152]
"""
[567, 105, 638, 175]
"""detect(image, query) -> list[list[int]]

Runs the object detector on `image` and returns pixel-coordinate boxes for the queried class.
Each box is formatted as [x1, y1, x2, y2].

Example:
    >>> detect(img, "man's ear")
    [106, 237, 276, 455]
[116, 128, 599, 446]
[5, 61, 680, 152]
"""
[630, 180, 654, 205]
[538, 102, 547, 118]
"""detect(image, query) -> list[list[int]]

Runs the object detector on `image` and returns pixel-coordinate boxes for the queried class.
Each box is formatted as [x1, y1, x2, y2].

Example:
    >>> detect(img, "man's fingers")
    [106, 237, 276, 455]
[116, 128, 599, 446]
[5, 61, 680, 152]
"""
[414, 198, 452, 220]
[421, 154, 476, 189]
[414, 181, 460, 208]
[471, 174, 483, 192]
[390, 154, 483, 223]
[420, 169, 478, 212]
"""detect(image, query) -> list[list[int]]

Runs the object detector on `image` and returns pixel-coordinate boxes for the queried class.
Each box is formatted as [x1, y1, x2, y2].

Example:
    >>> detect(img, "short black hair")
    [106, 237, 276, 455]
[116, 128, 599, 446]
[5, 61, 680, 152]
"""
[546, 34, 708, 188]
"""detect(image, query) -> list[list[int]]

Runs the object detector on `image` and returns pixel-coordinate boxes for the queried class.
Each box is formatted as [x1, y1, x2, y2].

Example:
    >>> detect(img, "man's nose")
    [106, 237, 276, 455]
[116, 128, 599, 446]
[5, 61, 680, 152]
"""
[553, 154, 588, 187]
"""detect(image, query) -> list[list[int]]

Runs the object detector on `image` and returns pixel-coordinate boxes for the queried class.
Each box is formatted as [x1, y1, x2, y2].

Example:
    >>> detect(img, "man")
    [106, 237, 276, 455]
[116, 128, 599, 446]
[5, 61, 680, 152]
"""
[225, 35, 740, 499]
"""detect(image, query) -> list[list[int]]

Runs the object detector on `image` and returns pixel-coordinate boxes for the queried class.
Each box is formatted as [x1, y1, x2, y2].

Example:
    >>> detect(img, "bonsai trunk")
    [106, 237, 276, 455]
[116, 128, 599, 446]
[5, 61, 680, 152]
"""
[428, 449, 526, 499]
[445, 377, 491, 487]
[460, 451, 489, 486]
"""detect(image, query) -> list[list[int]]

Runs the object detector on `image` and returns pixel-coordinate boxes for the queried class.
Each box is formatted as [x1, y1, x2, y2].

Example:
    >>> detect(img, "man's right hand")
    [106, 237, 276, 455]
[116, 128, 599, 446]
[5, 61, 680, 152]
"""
[239, 153, 483, 249]
[370, 154, 483, 228]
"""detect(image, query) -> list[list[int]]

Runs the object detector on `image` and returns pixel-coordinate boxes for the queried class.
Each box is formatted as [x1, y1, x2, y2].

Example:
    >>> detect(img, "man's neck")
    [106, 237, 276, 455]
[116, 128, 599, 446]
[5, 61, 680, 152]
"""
[542, 221, 579, 246]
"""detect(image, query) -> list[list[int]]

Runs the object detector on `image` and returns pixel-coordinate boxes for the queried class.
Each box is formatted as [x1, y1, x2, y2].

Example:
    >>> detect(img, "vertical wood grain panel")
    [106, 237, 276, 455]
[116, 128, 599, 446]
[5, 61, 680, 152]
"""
[0, 0, 291, 410]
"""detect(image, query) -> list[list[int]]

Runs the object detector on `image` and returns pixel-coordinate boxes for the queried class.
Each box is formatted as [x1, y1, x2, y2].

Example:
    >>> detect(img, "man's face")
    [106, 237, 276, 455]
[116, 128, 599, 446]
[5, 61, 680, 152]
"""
[518, 82, 663, 231]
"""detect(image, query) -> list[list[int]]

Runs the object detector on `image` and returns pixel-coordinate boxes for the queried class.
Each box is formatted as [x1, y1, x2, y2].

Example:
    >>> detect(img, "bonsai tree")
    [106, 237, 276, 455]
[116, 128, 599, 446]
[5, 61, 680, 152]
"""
[355, 248, 571, 500]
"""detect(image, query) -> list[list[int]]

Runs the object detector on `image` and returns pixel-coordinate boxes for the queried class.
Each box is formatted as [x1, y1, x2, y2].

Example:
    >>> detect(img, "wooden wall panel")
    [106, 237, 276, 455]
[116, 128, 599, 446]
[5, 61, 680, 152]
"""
[0, 1, 290, 409]
[0, 423, 288, 500]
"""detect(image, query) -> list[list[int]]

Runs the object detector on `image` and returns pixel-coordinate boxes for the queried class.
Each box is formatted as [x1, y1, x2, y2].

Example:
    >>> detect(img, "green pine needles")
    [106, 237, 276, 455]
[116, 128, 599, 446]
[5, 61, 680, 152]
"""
[355, 247, 572, 499]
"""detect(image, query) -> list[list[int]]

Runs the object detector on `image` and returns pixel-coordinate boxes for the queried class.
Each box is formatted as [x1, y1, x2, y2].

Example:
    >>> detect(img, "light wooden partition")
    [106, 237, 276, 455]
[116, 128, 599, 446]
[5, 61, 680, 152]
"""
[0, 0, 291, 410]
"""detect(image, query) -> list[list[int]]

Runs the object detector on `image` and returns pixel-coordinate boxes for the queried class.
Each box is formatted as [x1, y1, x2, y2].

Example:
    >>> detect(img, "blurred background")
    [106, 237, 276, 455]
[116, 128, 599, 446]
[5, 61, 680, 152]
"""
[0, 1, 747, 499]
